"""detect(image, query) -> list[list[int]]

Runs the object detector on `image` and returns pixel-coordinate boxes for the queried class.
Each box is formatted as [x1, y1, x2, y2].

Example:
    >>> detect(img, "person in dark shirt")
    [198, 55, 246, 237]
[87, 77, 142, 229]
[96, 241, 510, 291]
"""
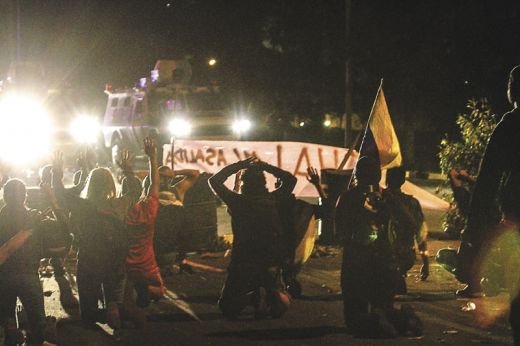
[456, 65, 520, 342]
[0, 178, 69, 345]
[52, 150, 142, 329]
[279, 166, 330, 298]
[336, 157, 421, 338]
[209, 157, 297, 319]
[383, 167, 429, 294]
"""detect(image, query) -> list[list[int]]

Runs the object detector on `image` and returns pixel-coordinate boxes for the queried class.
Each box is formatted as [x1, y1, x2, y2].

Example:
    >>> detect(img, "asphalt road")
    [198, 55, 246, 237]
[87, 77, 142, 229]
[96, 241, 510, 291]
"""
[44, 235, 514, 345]
[10, 179, 513, 345]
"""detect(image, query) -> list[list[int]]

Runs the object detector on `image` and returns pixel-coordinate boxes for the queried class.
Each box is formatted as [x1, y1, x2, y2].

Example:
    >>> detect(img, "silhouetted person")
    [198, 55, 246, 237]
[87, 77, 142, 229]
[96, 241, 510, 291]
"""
[151, 166, 202, 274]
[0, 179, 68, 345]
[280, 166, 331, 298]
[52, 150, 141, 330]
[336, 157, 422, 338]
[209, 157, 296, 319]
[383, 167, 429, 294]
[457, 65, 520, 342]
[448, 169, 476, 219]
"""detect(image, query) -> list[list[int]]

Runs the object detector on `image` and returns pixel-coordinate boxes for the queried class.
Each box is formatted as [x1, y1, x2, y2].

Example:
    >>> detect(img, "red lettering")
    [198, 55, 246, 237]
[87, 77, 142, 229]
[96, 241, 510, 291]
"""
[318, 147, 324, 169]
[276, 145, 282, 168]
[195, 149, 205, 163]
[233, 148, 242, 160]
[206, 148, 216, 166]
[217, 149, 227, 166]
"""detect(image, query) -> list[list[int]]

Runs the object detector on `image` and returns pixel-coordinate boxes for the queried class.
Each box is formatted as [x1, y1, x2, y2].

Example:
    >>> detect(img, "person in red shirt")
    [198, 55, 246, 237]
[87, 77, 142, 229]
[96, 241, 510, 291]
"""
[125, 138, 165, 315]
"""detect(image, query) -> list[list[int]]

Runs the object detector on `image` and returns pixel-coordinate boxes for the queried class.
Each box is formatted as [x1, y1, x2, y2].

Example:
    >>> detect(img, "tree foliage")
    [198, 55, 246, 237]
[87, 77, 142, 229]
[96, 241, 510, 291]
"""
[438, 99, 498, 232]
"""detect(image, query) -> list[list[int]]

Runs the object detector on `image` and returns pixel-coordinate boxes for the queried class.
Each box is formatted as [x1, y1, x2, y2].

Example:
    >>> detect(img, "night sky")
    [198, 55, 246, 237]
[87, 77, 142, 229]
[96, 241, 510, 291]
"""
[1, 0, 519, 169]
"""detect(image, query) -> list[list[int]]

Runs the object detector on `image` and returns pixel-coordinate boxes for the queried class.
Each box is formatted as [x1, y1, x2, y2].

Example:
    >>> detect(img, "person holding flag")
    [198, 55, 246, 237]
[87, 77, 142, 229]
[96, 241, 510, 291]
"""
[335, 81, 421, 338]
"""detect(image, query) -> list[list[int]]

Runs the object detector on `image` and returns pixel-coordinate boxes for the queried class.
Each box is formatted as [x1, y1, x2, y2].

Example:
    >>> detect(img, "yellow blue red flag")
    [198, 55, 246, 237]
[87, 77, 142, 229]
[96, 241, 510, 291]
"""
[358, 80, 402, 169]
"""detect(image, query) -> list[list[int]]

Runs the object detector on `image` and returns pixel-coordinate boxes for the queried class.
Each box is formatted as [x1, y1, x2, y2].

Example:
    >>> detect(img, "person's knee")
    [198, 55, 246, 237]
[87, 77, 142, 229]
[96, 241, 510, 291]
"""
[218, 296, 241, 319]
[268, 290, 290, 318]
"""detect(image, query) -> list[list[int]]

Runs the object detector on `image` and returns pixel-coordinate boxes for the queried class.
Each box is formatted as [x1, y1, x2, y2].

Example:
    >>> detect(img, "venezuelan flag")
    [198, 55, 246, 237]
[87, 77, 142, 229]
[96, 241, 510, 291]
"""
[359, 80, 402, 169]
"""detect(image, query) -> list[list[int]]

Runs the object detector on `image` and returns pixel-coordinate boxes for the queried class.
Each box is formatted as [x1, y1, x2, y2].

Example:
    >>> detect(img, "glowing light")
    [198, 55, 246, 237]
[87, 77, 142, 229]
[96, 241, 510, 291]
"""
[232, 119, 251, 134]
[169, 118, 192, 138]
[299, 121, 305, 127]
[323, 119, 331, 127]
[208, 58, 217, 67]
[70, 115, 100, 143]
[0, 94, 52, 165]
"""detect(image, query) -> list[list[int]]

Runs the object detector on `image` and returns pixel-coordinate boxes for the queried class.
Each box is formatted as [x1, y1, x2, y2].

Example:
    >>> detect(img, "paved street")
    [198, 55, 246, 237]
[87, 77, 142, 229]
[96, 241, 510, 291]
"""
[38, 202, 515, 345]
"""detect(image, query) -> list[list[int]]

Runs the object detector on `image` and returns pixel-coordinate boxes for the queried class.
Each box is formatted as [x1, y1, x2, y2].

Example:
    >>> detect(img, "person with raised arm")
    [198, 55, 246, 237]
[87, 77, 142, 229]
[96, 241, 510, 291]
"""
[123, 138, 165, 327]
[52, 148, 141, 330]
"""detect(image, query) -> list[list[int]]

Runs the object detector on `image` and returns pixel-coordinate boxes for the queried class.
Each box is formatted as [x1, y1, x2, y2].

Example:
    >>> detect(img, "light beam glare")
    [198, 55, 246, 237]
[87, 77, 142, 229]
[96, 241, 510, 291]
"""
[0, 94, 52, 166]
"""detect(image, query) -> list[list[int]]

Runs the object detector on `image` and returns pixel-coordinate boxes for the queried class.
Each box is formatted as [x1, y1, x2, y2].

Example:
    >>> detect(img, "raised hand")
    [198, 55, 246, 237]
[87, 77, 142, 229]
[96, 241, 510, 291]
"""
[118, 149, 134, 173]
[238, 156, 256, 169]
[144, 137, 157, 158]
[306, 166, 320, 186]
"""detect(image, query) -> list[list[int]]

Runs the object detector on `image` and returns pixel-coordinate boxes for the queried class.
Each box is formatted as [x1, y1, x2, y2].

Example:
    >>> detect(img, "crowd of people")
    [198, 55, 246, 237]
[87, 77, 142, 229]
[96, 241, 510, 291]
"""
[1, 65, 519, 345]
[0, 140, 428, 344]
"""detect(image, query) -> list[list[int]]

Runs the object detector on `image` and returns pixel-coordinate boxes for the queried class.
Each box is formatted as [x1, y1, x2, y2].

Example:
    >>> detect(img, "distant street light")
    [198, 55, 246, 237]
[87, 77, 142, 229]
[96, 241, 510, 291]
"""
[208, 58, 217, 67]
[323, 119, 332, 127]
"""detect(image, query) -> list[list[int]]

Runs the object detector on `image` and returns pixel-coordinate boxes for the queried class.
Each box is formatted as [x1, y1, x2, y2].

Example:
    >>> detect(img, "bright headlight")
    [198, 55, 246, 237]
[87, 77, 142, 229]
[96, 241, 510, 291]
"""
[0, 94, 52, 165]
[70, 115, 100, 143]
[232, 119, 251, 134]
[168, 118, 192, 138]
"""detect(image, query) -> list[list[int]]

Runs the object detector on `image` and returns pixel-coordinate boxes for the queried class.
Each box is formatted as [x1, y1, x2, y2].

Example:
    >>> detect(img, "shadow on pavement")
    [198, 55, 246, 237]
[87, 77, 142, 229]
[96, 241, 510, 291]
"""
[180, 295, 219, 305]
[207, 325, 346, 341]
[148, 312, 222, 322]
[57, 320, 118, 346]
[298, 293, 342, 302]
[402, 292, 458, 302]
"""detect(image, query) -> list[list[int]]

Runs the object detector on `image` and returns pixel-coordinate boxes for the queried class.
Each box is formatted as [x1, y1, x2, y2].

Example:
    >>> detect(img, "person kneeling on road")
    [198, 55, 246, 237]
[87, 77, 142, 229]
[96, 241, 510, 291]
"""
[336, 157, 422, 338]
[209, 157, 296, 319]
[124, 138, 166, 327]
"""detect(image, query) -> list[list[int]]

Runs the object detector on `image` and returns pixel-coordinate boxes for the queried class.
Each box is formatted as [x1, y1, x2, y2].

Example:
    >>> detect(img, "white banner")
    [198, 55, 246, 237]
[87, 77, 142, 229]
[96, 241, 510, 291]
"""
[163, 140, 357, 197]
[161, 140, 450, 211]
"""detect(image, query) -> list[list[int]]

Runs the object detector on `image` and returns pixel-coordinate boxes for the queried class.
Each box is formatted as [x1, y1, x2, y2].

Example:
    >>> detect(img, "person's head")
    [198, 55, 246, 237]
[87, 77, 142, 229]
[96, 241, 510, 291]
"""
[3, 178, 26, 207]
[386, 166, 406, 190]
[354, 156, 381, 186]
[39, 165, 52, 185]
[84, 167, 116, 201]
[158, 166, 173, 191]
[240, 166, 267, 195]
[508, 65, 520, 107]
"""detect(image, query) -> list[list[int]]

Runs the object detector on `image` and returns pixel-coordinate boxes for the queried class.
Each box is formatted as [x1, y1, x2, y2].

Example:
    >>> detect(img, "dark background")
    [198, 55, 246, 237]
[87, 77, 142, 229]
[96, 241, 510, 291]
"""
[1, 0, 519, 170]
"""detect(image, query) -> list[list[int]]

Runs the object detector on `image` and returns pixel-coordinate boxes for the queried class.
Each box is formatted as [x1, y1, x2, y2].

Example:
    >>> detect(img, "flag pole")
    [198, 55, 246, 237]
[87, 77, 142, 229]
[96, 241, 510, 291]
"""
[345, 78, 384, 189]
[336, 128, 362, 171]
[367, 78, 384, 124]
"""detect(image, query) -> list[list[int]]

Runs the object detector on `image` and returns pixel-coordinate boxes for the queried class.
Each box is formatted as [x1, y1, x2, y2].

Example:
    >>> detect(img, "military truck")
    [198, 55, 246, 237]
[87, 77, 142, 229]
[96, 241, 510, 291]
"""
[102, 59, 246, 164]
